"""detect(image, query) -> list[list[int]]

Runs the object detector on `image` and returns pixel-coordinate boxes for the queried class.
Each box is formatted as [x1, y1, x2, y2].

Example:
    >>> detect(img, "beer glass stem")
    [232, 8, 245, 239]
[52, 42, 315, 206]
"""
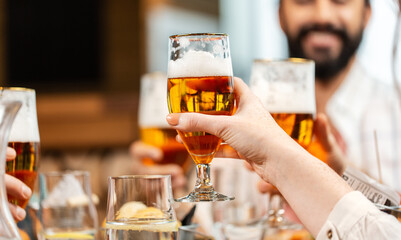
[195, 164, 213, 193]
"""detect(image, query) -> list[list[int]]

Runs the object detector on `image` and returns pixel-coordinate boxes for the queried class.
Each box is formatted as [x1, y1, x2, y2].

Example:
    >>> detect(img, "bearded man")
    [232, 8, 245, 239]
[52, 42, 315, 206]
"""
[279, 0, 401, 191]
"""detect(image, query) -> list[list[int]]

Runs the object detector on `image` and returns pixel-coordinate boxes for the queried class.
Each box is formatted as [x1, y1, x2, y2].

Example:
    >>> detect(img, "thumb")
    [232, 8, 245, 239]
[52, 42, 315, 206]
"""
[166, 113, 231, 138]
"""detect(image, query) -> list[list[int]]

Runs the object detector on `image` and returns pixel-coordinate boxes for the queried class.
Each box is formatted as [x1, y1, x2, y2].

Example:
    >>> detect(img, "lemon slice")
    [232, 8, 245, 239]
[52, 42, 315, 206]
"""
[133, 207, 164, 218]
[116, 201, 147, 219]
[44, 232, 94, 239]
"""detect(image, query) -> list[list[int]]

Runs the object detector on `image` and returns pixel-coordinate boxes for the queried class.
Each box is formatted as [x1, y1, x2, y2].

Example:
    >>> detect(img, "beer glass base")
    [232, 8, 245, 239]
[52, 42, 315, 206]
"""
[175, 191, 234, 202]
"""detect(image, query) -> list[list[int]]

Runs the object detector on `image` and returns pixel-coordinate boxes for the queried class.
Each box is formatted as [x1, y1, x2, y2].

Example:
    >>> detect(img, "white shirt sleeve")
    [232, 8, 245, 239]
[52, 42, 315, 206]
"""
[317, 191, 401, 240]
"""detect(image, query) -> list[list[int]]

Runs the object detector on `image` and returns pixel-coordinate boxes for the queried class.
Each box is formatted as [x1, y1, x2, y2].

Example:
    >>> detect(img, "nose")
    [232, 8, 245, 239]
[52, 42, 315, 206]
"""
[312, 0, 336, 25]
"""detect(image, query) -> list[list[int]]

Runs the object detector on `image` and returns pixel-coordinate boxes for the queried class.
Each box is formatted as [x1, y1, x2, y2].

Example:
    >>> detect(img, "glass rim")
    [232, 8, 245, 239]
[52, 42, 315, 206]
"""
[169, 33, 228, 39]
[253, 58, 314, 64]
[108, 175, 171, 180]
[0, 87, 35, 92]
[40, 170, 90, 177]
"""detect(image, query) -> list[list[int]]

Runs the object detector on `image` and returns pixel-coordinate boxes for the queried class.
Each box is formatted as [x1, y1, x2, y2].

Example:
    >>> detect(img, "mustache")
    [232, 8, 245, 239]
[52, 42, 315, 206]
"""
[297, 24, 348, 42]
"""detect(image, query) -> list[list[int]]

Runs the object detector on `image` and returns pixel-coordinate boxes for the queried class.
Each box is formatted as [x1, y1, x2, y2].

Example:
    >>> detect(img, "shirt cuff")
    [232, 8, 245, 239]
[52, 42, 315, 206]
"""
[316, 191, 380, 240]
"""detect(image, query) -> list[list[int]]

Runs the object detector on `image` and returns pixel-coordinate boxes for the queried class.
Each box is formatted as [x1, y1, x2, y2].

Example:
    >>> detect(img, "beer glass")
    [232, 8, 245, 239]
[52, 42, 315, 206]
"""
[138, 72, 189, 170]
[38, 171, 98, 240]
[105, 175, 178, 240]
[167, 33, 236, 202]
[250, 59, 315, 231]
[1, 88, 40, 208]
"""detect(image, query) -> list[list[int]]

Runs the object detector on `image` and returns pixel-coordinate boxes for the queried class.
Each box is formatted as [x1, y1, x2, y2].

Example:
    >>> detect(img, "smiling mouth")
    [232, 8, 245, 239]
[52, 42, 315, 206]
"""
[303, 31, 341, 49]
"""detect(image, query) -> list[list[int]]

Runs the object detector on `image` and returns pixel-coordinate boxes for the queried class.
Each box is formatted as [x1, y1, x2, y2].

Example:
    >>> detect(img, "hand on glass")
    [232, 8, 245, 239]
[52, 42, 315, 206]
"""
[129, 141, 187, 189]
[6, 147, 32, 222]
[258, 112, 346, 193]
[166, 77, 352, 236]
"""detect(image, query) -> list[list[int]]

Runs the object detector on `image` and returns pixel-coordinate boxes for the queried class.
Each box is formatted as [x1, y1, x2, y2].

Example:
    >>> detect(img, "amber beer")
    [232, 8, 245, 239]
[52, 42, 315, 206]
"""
[140, 127, 189, 169]
[168, 76, 235, 164]
[6, 142, 39, 208]
[1, 87, 40, 208]
[271, 113, 314, 148]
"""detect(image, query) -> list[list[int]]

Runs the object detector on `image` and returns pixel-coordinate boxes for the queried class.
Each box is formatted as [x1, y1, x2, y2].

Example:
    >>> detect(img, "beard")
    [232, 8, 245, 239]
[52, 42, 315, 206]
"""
[287, 23, 363, 83]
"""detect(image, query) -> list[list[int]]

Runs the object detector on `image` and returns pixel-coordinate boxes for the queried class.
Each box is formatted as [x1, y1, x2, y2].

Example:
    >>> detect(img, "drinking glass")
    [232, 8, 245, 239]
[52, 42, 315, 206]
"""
[1, 88, 40, 208]
[167, 33, 235, 202]
[178, 224, 214, 240]
[211, 158, 268, 240]
[38, 171, 98, 240]
[249, 59, 315, 233]
[138, 72, 189, 170]
[105, 175, 178, 240]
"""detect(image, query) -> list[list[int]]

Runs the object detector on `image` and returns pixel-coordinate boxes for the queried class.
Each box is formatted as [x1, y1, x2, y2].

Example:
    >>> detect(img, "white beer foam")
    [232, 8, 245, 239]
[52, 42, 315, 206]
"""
[138, 72, 170, 128]
[42, 174, 86, 208]
[0, 89, 40, 142]
[250, 61, 316, 114]
[167, 50, 232, 78]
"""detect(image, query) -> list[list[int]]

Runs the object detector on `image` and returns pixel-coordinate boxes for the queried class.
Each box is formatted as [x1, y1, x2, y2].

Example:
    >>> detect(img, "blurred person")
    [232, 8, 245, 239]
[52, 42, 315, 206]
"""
[166, 77, 401, 239]
[5, 147, 32, 222]
[129, 141, 187, 190]
[277, 0, 401, 191]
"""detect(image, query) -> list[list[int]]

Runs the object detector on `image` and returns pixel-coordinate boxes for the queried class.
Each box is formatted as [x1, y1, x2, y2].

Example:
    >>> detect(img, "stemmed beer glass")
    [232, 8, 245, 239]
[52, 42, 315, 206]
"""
[250, 59, 315, 233]
[167, 33, 236, 202]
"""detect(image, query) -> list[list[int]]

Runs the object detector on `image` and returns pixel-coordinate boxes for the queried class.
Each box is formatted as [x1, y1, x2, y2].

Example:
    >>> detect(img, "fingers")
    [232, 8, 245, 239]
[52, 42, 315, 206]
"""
[233, 77, 251, 104]
[176, 134, 183, 144]
[129, 141, 163, 162]
[146, 164, 187, 189]
[167, 113, 231, 139]
[8, 203, 26, 222]
[6, 147, 16, 161]
[5, 174, 32, 201]
[313, 113, 346, 175]
[314, 113, 332, 151]
[5, 174, 31, 221]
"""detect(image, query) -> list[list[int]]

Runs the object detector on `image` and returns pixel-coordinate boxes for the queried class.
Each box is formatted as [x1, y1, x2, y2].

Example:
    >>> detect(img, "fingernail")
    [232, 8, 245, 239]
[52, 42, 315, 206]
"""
[6, 147, 16, 159]
[16, 206, 26, 220]
[166, 114, 179, 126]
[22, 185, 32, 199]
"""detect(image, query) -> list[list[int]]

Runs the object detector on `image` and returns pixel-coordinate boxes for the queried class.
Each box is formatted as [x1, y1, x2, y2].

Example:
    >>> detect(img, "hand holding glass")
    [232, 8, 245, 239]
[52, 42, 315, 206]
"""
[1, 87, 40, 208]
[167, 33, 235, 202]
[250, 59, 315, 232]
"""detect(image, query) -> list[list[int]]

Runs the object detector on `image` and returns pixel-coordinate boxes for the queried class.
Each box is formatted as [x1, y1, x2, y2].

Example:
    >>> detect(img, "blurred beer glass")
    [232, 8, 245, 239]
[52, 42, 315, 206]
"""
[138, 72, 189, 170]
[1, 88, 40, 208]
[250, 59, 315, 233]
[212, 158, 268, 240]
[105, 175, 178, 240]
[38, 171, 98, 240]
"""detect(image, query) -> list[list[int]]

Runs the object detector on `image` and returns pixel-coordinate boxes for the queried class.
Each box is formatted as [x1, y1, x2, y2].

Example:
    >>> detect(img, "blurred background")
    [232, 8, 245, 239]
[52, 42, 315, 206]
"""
[0, 0, 399, 221]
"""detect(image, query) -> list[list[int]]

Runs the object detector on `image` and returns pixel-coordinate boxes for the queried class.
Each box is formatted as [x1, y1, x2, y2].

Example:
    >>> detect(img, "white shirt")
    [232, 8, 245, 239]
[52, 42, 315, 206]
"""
[317, 191, 401, 240]
[327, 60, 401, 191]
